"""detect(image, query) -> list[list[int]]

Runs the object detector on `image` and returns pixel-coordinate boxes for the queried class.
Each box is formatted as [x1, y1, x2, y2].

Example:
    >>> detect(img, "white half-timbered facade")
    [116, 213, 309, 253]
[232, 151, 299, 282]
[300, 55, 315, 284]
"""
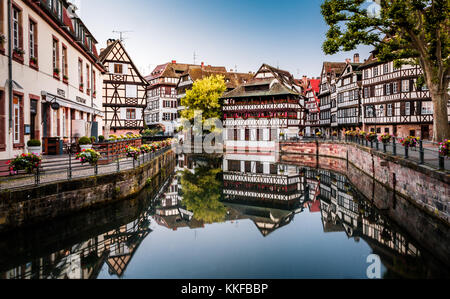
[222, 64, 304, 152]
[360, 53, 450, 140]
[99, 39, 148, 136]
[335, 61, 363, 134]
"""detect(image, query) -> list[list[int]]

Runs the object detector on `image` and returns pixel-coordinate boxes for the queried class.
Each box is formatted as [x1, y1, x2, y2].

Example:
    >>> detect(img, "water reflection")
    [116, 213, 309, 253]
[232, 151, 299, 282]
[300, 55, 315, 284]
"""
[0, 153, 448, 279]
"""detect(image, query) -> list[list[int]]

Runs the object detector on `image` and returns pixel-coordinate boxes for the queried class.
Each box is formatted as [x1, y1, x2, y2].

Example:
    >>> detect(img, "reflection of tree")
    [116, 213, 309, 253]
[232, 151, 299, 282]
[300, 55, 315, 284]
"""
[179, 165, 226, 224]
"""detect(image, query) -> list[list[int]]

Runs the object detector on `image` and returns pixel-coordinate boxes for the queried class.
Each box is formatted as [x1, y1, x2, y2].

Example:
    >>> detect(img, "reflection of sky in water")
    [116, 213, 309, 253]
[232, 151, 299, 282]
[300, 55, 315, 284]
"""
[98, 210, 386, 279]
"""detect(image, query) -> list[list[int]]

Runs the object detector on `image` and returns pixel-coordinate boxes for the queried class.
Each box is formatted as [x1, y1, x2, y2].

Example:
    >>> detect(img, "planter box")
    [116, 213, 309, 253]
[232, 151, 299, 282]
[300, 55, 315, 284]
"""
[27, 146, 42, 155]
[80, 145, 93, 151]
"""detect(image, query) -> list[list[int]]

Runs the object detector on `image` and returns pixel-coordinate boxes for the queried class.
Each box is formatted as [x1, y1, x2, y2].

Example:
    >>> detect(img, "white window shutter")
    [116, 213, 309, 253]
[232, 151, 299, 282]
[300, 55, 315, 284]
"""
[120, 108, 126, 119]
[123, 64, 128, 75]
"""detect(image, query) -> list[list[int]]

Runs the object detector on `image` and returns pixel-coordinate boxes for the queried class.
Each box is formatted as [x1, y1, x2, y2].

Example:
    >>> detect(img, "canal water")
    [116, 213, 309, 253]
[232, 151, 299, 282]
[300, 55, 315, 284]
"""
[0, 154, 448, 279]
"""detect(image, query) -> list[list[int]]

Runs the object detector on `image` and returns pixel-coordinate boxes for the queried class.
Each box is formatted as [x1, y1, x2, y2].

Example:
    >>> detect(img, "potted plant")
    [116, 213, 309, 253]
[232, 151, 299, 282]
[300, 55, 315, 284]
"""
[78, 136, 93, 150]
[30, 56, 38, 67]
[76, 149, 101, 166]
[9, 153, 42, 174]
[400, 136, 420, 148]
[316, 131, 323, 138]
[439, 139, 450, 158]
[366, 132, 378, 143]
[332, 131, 338, 137]
[90, 136, 97, 144]
[126, 146, 140, 160]
[98, 135, 105, 143]
[63, 75, 69, 83]
[0, 34, 5, 46]
[79, 83, 84, 91]
[380, 133, 392, 144]
[27, 139, 42, 155]
[13, 47, 24, 57]
[53, 68, 60, 78]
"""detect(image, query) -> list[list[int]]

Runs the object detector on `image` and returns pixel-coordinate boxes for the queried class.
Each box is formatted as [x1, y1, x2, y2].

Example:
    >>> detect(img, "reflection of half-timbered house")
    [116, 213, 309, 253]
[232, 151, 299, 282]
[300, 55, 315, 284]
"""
[318, 62, 347, 136]
[360, 52, 450, 140]
[99, 39, 148, 136]
[222, 64, 304, 152]
[335, 55, 363, 135]
[222, 153, 307, 236]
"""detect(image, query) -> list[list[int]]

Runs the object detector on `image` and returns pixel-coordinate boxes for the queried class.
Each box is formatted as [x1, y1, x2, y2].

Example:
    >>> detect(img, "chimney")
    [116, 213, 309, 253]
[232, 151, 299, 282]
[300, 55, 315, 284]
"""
[201, 62, 204, 68]
[354, 53, 360, 63]
[172, 60, 177, 64]
[107, 39, 115, 46]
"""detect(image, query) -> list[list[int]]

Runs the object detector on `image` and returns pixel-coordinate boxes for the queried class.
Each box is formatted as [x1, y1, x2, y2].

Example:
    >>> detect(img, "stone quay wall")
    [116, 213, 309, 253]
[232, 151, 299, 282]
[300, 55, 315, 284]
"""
[0, 150, 176, 233]
[281, 141, 450, 224]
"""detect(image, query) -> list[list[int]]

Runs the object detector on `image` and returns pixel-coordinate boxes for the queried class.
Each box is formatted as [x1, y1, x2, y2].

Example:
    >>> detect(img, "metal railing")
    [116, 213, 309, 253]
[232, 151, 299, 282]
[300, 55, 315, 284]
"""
[284, 135, 449, 172]
[0, 147, 171, 191]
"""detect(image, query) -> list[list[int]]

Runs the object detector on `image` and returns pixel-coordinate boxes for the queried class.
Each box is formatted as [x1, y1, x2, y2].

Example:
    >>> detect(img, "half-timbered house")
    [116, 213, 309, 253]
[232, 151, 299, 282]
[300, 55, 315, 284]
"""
[303, 78, 321, 136]
[99, 39, 148, 136]
[335, 55, 363, 135]
[318, 62, 347, 137]
[360, 51, 450, 140]
[222, 64, 304, 153]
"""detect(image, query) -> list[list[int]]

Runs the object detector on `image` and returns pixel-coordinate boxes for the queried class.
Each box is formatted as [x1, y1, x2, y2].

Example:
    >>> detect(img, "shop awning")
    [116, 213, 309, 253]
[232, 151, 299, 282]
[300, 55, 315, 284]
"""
[41, 91, 104, 117]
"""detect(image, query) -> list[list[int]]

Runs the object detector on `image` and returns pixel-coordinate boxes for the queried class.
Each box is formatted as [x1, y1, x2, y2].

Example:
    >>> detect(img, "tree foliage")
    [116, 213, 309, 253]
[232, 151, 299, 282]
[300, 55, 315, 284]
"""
[180, 75, 227, 123]
[179, 165, 227, 224]
[321, 0, 450, 141]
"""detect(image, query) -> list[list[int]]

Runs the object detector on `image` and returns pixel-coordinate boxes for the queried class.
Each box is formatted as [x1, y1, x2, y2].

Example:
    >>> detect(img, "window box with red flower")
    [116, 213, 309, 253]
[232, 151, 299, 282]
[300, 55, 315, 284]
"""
[13, 48, 25, 63]
[53, 68, 60, 79]
[63, 75, 69, 84]
[79, 83, 84, 92]
[29, 56, 38, 69]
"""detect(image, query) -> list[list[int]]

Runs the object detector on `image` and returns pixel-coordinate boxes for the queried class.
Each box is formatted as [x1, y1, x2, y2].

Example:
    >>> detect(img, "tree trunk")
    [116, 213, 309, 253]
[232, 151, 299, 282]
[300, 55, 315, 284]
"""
[429, 86, 450, 143]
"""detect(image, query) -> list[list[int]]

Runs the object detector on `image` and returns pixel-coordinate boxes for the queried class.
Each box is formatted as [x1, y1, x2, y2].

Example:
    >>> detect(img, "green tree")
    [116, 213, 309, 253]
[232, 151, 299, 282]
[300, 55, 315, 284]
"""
[321, 0, 449, 142]
[179, 165, 227, 224]
[180, 75, 227, 124]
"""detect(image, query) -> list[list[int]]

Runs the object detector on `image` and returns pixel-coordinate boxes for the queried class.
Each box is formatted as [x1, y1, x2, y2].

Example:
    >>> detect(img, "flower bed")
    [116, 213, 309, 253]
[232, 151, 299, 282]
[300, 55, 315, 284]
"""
[366, 132, 378, 143]
[126, 146, 141, 160]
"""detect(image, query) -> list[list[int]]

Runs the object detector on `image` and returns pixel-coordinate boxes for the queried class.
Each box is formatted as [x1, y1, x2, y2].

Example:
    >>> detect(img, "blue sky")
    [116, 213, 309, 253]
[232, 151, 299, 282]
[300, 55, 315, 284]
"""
[77, 0, 373, 78]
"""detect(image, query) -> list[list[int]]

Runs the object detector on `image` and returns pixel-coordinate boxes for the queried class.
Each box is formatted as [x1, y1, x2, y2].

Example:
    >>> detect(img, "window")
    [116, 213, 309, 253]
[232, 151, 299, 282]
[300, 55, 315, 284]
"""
[364, 70, 369, 79]
[377, 105, 384, 117]
[393, 82, 399, 94]
[373, 66, 378, 77]
[421, 102, 433, 115]
[52, 38, 59, 75]
[13, 96, 21, 144]
[387, 104, 393, 116]
[386, 84, 391, 95]
[126, 108, 136, 120]
[12, 8, 20, 50]
[29, 20, 37, 59]
[364, 87, 369, 98]
[405, 102, 411, 116]
[126, 85, 138, 98]
[114, 64, 123, 74]
[78, 59, 83, 89]
[402, 80, 410, 92]
[383, 63, 389, 74]
[93, 70, 96, 96]
[62, 46, 68, 79]
[86, 64, 90, 93]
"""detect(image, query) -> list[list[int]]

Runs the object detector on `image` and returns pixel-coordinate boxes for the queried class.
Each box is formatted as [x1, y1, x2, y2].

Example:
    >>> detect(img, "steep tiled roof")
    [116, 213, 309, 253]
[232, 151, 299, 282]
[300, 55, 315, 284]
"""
[186, 68, 253, 89]
[323, 62, 347, 76]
